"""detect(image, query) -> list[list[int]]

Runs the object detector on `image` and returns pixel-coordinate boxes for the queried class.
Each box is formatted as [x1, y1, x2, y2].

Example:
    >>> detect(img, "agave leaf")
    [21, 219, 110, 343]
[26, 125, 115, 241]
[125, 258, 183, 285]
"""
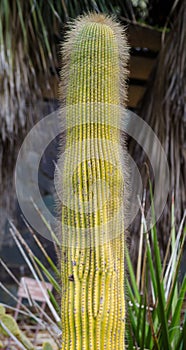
[126, 280, 139, 315]
[164, 211, 185, 300]
[16, 0, 27, 46]
[154, 258, 171, 349]
[174, 313, 186, 350]
[9, 223, 60, 323]
[169, 276, 186, 342]
[21, 216, 60, 279]
[166, 217, 186, 319]
[47, 289, 61, 317]
[0, 284, 43, 325]
[149, 182, 162, 278]
[126, 246, 140, 303]
[31, 200, 60, 247]
[140, 292, 147, 350]
[0, 258, 20, 286]
[136, 293, 144, 343]
[33, 256, 61, 293]
[32, 233, 60, 279]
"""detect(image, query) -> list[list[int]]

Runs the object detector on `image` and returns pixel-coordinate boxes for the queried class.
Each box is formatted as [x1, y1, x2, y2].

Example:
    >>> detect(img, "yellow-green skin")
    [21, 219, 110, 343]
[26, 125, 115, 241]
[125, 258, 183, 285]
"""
[0, 304, 52, 350]
[61, 18, 125, 350]
[0, 314, 35, 350]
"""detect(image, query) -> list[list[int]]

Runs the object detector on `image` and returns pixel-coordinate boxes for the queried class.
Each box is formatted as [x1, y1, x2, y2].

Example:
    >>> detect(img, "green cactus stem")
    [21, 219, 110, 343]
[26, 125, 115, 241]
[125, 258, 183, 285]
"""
[0, 304, 5, 317]
[0, 314, 34, 350]
[42, 341, 54, 350]
[59, 13, 129, 350]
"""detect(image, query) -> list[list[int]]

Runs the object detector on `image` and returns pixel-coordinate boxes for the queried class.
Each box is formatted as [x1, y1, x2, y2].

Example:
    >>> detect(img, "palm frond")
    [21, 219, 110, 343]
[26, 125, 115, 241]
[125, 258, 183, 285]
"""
[129, 0, 186, 258]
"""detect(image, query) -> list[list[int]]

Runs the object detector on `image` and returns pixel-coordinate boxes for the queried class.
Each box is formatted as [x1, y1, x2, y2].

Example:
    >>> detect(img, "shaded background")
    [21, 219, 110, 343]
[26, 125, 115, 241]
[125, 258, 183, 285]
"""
[0, 0, 185, 296]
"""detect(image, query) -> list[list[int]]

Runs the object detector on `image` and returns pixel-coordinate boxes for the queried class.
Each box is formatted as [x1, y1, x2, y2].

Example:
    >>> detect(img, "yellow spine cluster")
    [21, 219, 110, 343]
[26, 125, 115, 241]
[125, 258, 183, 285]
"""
[59, 13, 129, 350]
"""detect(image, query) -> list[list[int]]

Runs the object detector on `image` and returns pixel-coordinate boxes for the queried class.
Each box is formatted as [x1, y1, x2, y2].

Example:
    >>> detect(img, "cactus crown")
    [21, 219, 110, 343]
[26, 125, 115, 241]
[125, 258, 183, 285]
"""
[59, 13, 129, 106]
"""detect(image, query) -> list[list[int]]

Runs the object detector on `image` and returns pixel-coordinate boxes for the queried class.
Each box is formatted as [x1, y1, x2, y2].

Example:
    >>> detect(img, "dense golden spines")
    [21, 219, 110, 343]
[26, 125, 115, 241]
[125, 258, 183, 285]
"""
[59, 13, 129, 350]
[66, 24, 119, 105]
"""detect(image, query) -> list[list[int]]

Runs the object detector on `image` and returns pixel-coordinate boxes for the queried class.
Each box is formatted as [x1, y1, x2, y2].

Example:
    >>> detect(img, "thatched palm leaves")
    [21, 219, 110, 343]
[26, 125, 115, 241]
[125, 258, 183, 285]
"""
[129, 0, 186, 258]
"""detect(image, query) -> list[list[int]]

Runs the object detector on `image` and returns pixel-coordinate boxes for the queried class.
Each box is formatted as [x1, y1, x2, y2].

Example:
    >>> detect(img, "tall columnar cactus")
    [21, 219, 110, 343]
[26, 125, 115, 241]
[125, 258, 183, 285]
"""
[58, 13, 129, 349]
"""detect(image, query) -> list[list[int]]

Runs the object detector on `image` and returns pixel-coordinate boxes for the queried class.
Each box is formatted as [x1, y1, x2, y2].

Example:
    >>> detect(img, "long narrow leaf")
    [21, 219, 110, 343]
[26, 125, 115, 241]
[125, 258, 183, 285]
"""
[169, 276, 186, 342]
[126, 246, 140, 303]
[33, 255, 61, 293]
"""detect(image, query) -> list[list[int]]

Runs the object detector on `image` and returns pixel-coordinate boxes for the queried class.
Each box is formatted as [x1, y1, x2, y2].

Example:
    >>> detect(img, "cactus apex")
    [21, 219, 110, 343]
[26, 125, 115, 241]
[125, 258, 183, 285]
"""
[59, 12, 129, 106]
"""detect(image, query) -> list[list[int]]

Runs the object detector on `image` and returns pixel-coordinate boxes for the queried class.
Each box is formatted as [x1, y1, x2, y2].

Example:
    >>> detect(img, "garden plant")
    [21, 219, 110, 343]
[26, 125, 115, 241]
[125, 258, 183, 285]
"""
[58, 13, 129, 350]
[0, 12, 185, 350]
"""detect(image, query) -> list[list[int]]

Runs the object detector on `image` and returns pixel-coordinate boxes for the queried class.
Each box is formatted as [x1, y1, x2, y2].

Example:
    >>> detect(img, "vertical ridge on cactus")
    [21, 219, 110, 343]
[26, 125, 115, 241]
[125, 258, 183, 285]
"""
[58, 13, 129, 349]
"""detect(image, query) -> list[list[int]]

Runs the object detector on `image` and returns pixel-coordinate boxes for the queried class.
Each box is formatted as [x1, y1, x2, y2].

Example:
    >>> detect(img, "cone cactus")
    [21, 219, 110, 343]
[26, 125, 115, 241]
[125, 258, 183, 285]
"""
[58, 13, 129, 349]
